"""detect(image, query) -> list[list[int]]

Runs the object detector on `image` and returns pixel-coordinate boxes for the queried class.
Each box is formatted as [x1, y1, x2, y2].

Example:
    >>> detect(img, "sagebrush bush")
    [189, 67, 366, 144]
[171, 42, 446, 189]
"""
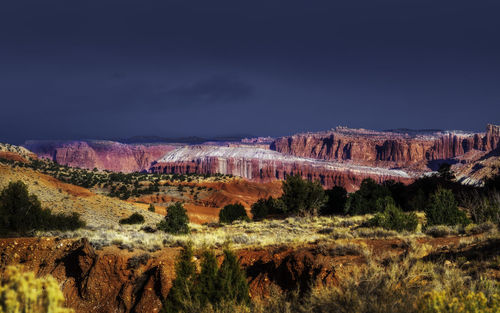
[417, 290, 500, 313]
[119, 212, 145, 225]
[219, 203, 249, 223]
[158, 202, 190, 234]
[0, 266, 73, 313]
[425, 225, 459, 237]
[0, 181, 85, 234]
[425, 189, 469, 226]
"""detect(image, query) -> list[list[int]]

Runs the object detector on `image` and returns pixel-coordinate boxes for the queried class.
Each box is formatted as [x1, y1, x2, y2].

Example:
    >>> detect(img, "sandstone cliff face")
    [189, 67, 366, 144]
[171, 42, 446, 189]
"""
[24, 140, 176, 172]
[150, 146, 412, 191]
[271, 124, 500, 170]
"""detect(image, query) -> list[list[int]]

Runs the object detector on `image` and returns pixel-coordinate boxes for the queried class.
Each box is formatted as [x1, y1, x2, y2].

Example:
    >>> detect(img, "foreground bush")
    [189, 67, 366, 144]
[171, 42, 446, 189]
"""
[0, 265, 73, 313]
[425, 189, 469, 226]
[418, 290, 500, 313]
[219, 203, 249, 223]
[0, 181, 85, 235]
[119, 212, 145, 225]
[369, 200, 418, 232]
[158, 202, 190, 234]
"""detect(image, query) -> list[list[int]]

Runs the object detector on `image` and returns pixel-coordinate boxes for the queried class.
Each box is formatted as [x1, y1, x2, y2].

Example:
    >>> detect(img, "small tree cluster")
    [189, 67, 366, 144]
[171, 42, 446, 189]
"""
[219, 203, 249, 223]
[162, 244, 249, 313]
[157, 202, 190, 234]
[0, 181, 85, 235]
[345, 178, 391, 215]
[281, 174, 326, 215]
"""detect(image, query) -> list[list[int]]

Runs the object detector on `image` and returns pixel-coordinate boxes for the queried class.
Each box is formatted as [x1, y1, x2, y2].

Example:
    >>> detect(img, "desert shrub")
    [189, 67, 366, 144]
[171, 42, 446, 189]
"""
[425, 188, 469, 226]
[320, 186, 348, 215]
[251, 197, 285, 220]
[219, 203, 249, 223]
[148, 204, 156, 213]
[119, 212, 145, 225]
[425, 225, 459, 237]
[0, 181, 84, 235]
[417, 290, 500, 313]
[345, 178, 391, 215]
[0, 265, 73, 313]
[461, 191, 500, 225]
[157, 202, 190, 234]
[281, 174, 326, 215]
[465, 222, 496, 235]
[369, 199, 418, 232]
[127, 253, 151, 269]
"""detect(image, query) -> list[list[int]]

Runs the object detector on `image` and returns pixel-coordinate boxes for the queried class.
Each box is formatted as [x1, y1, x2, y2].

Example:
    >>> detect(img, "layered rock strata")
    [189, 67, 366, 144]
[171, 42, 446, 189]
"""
[150, 146, 412, 191]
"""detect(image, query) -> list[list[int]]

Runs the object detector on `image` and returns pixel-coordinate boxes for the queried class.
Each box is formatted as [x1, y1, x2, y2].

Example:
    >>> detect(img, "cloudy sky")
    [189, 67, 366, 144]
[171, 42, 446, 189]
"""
[1, 0, 499, 143]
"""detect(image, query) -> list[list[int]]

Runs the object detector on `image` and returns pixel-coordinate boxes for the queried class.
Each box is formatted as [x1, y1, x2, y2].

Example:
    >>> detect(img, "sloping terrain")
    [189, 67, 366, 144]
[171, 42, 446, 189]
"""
[0, 163, 161, 228]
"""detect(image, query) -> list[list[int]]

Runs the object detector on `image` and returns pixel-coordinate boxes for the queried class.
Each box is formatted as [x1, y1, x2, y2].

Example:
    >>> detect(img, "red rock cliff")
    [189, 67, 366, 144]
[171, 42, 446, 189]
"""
[24, 140, 176, 172]
[271, 124, 500, 169]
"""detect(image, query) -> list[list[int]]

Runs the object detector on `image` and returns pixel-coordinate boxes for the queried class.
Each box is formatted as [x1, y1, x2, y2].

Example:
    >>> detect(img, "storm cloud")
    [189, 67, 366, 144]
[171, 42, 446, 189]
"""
[0, 0, 499, 143]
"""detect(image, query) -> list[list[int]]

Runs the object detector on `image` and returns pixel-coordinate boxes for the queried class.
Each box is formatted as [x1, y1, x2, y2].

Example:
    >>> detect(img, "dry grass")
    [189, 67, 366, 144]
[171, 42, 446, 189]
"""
[38, 214, 432, 251]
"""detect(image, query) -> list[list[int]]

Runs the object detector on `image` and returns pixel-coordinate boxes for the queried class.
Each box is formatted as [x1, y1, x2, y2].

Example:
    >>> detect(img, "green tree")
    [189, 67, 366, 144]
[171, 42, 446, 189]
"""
[215, 249, 250, 306]
[281, 174, 326, 215]
[0, 181, 84, 235]
[157, 202, 190, 234]
[425, 188, 469, 226]
[162, 243, 197, 313]
[320, 186, 347, 215]
[196, 250, 219, 307]
[219, 203, 249, 223]
[148, 204, 156, 213]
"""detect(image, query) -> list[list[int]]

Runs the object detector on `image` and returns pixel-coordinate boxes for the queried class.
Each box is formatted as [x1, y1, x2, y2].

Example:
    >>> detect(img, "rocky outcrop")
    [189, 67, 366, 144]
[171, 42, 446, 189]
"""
[150, 146, 412, 191]
[24, 140, 176, 172]
[0, 238, 355, 313]
[271, 124, 500, 170]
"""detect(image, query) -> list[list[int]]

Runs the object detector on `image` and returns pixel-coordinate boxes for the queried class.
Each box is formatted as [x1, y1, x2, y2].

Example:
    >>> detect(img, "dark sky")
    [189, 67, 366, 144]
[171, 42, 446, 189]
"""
[1, 0, 499, 144]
